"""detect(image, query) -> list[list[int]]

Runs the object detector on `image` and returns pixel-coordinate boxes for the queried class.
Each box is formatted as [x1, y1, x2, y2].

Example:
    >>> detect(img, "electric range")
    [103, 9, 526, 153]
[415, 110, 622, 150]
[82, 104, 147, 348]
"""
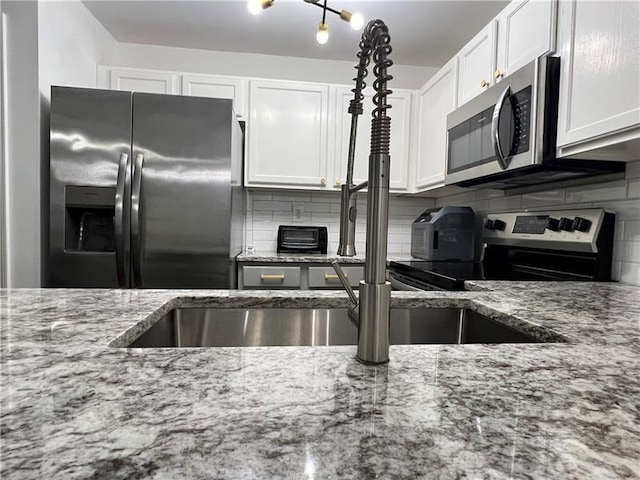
[388, 208, 615, 291]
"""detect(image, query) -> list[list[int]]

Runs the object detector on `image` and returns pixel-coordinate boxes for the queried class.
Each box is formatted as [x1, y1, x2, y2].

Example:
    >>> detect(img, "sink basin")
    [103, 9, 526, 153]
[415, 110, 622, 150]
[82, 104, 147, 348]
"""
[126, 307, 550, 348]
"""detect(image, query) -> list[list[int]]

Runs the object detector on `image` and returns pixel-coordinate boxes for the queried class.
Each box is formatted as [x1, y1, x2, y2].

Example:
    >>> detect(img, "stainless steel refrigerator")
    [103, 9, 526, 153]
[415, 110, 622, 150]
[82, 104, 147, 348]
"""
[48, 86, 244, 288]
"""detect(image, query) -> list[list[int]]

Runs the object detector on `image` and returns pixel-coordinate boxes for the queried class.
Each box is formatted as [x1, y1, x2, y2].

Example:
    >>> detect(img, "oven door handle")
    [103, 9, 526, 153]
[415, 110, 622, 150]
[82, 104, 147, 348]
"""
[491, 84, 512, 170]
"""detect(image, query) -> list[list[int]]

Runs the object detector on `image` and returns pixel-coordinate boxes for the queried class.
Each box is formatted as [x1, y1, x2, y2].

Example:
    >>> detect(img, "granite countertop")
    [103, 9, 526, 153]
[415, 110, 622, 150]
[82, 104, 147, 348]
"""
[237, 251, 414, 263]
[1, 283, 639, 479]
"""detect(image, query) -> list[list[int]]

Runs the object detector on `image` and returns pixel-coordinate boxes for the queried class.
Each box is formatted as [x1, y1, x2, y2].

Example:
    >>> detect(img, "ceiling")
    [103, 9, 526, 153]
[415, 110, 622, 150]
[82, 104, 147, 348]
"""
[83, 0, 509, 68]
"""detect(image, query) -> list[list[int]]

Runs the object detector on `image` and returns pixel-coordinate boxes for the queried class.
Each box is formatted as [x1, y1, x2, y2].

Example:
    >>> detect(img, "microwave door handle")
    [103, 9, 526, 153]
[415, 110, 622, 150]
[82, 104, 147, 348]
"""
[114, 153, 129, 287]
[491, 85, 512, 170]
[131, 153, 144, 288]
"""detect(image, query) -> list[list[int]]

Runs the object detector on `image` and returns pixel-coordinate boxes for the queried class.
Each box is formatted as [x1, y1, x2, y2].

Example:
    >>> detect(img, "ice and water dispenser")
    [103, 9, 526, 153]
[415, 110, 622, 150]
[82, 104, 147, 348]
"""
[64, 186, 116, 252]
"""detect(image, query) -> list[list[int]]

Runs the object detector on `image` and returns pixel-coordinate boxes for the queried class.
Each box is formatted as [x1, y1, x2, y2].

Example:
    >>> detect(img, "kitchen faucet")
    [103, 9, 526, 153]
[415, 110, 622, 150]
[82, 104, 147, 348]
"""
[332, 19, 393, 365]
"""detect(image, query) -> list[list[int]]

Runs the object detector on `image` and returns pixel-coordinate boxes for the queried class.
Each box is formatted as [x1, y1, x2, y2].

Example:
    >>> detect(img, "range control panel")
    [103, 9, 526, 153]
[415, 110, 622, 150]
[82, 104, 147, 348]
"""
[481, 209, 610, 253]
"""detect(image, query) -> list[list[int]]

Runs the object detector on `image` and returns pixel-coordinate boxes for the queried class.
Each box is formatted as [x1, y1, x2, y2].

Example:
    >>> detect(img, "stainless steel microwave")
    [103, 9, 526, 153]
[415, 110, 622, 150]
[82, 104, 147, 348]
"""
[444, 56, 624, 189]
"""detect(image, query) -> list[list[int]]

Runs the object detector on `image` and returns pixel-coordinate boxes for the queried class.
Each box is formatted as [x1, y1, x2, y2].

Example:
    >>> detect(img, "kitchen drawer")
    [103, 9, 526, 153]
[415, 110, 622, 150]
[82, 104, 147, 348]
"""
[242, 266, 301, 288]
[308, 266, 364, 288]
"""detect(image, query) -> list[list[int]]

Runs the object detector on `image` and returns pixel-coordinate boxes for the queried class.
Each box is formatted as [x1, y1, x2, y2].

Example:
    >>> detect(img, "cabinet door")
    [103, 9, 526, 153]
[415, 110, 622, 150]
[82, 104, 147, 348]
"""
[181, 74, 247, 119]
[415, 58, 458, 191]
[108, 68, 177, 94]
[495, 0, 556, 80]
[332, 87, 412, 192]
[457, 21, 497, 106]
[557, 0, 640, 150]
[247, 80, 329, 189]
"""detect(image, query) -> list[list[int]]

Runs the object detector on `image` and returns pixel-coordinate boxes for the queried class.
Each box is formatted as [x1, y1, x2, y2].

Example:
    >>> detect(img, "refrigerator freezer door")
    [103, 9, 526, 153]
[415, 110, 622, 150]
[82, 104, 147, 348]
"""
[131, 94, 234, 288]
[49, 87, 132, 287]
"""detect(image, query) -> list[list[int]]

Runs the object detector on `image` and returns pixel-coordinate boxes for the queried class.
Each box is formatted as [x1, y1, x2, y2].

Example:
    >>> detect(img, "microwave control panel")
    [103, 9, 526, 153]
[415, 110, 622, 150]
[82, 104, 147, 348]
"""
[509, 86, 532, 156]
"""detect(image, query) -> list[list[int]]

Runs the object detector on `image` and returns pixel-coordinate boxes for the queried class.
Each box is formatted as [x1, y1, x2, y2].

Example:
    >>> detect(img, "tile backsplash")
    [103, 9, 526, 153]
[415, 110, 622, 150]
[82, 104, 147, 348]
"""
[244, 191, 435, 256]
[243, 160, 640, 286]
[434, 160, 640, 286]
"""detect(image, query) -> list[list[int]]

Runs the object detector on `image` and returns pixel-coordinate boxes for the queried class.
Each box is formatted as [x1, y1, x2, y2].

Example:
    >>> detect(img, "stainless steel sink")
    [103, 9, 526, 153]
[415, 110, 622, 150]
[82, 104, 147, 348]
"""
[127, 308, 546, 348]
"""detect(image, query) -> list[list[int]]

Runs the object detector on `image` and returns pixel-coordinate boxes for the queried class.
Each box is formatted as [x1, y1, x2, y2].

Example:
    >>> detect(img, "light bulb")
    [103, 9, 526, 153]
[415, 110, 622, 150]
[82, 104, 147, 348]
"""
[247, 0, 262, 15]
[248, 0, 273, 14]
[316, 22, 329, 45]
[350, 13, 364, 30]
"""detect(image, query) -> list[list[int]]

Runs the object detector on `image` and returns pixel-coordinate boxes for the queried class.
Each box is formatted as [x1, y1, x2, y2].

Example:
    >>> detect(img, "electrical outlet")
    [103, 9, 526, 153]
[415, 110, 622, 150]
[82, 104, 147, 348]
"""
[293, 203, 304, 222]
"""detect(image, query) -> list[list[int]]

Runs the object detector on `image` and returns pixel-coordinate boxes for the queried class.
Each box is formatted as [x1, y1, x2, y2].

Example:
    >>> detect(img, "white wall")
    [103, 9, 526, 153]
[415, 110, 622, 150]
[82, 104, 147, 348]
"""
[39, 0, 118, 100]
[116, 42, 437, 90]
[434, 160, 640, 286]
[1, 0, 40, 288]
[245, 191, 435, 256]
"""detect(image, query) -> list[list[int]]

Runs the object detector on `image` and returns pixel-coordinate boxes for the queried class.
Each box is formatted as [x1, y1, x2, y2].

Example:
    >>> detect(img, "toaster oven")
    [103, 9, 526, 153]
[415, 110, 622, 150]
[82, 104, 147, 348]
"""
[277, 226, 328, 254]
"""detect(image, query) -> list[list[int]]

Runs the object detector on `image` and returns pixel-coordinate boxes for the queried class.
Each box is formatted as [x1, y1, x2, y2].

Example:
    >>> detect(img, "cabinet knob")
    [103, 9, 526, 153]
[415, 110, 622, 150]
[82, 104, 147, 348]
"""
[494, 70, 504, 79]
[320, 178, 326, 185]
[480, 79, 489, 88]
[335, 179, 341, 185]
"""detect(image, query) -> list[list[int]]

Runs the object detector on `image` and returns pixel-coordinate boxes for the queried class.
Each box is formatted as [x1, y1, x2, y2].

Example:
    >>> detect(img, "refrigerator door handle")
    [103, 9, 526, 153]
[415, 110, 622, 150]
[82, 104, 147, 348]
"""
[131, 153, 144, 287]
[114, 152, 130, 287]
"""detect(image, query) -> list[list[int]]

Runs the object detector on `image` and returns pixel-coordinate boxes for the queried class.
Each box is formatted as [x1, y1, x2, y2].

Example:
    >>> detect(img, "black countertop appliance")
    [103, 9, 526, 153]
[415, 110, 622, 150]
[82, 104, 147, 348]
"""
[410, 206, 476, 262]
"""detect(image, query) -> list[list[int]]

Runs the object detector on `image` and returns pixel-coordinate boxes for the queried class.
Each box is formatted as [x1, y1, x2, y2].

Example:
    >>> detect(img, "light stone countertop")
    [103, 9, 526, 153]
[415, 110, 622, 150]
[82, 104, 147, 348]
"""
[1, 283, 639, 479]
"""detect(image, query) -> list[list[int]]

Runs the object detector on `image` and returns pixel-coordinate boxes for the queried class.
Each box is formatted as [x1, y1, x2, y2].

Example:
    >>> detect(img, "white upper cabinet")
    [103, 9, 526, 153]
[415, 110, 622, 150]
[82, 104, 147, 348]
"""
[415, 57, 458, 191]
[246, 80, 330, 189]
[105, 67, 178, 94]
[181, 74, 247, 119]
[456, 22, 497, 106]
[556, 0, 640, 158]
[456, 0, 556, 106]
[495, 0, 557, 80]
[332, 87, 412, 192]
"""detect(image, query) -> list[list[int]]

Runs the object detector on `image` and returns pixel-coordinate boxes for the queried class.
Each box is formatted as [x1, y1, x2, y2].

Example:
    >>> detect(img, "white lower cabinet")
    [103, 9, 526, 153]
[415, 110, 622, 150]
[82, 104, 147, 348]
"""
[246, 80, 330, 189]
[239, 263, 364, 289]
[332, 87, 412, 192]
[556, 0, 640, 158]
[414, 58, 458, 191]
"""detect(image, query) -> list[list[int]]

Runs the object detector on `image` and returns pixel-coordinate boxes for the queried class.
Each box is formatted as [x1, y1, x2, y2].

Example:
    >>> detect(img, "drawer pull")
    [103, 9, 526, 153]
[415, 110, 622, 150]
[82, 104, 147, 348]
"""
[324, 273, 345, 281]
[261, 274, 285, 282]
